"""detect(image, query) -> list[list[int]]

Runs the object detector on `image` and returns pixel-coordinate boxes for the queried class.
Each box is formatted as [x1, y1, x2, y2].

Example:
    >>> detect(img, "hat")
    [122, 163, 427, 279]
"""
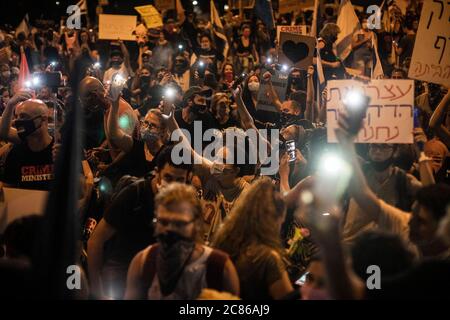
[182, 86, 212, 104]
[148, 28, 161, 38]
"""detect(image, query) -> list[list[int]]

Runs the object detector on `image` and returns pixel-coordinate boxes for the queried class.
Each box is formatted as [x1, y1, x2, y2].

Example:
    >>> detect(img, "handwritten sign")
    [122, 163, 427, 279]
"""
[326, 80, 414, 144]
[98, 14, 137, 41]
[408, 1, 450, 86]
[278, 32, 315, 70]
[276, 25, 308, 44]
[256, 68, 288, 113]
[134, 5, 163, 29]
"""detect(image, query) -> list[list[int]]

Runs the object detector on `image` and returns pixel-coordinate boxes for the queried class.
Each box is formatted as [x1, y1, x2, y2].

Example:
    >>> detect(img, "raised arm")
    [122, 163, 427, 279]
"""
[119, 40, 132, 75]
[0, 90, 32, 144]
[106, 74, 134, 153]
[429, 90, 450, 148]
[304, 66, 317, 122]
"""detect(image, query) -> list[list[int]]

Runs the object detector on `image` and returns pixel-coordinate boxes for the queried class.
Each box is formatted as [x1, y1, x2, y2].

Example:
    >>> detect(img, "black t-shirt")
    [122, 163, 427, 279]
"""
[105, 139, 161, 183]
[398, 34, 416, 65]
[2, 139, 54, 190]
[103, 177, 156, 264]
[175, 109, 216, 148]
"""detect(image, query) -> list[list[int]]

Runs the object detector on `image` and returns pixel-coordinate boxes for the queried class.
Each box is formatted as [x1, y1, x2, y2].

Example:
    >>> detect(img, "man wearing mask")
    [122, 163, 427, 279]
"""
[0, 92, 54, 190]
[172, 52, 191, 92]
[125, 183, 240, 299]
[174, 86, 215, 148]
[87, 145, 193, 299]
[342, 143, 422, 245]
[103, 41, 131, 85]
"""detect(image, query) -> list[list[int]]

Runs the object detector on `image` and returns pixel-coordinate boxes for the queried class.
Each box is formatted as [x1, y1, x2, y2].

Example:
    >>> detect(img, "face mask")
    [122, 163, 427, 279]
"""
[370, 157, 394, 172]
[204, 73, 217, 88]
[13, 115, 42, 141]
[2, 71, 11, 78]
[191, 103, 207, 115]
[224, 71, 233, 82]
[156, 230, 195, 296]
[140, 127, 160, 144]
[291, 77, 301, 86]
[111, 60, 122, 69]
[248, 82, 260, 93]
[174, 61, 188, 74]
[140, 75, 151, 85]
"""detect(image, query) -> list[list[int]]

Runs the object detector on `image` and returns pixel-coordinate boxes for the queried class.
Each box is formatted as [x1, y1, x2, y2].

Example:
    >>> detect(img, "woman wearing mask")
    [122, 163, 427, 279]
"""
[241, 74, 260, 119]
[194, 33, 224, 76]
[212, 177, 295, 300]
[131, 67, 153, 115]
[219, 63, 236, 91]
[210, 92, 239, 130]
[105, 108, 168, 181]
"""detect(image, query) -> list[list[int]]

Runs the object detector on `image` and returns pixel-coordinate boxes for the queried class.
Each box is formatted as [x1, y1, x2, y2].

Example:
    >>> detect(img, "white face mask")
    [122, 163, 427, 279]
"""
[248, 82, 260, 93]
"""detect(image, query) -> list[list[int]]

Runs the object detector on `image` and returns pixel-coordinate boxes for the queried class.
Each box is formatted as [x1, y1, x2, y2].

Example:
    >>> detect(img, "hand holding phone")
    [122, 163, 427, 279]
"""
[342, 90, 370, 136]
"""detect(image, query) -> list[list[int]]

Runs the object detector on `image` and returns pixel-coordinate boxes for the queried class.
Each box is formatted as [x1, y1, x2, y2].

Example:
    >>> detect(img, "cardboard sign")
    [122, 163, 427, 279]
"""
[326, 80, 414, 144]
[276, 25, 308, 44]
[279, 0, 314, 14]
[134, 5, 163, 29]
[154, 0, 175, 12]
[278, 32, 315, 70]
[408, 1, 450, 86]
[256, 68, 289, 113]
[98, 14, 137, 41]
[0, 188, 48, 233]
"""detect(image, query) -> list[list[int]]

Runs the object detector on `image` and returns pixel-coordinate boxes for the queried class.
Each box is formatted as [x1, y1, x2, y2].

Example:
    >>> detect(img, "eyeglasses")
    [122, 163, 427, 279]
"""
[141, 120, 161, 130]
[153, 217, 195, 229]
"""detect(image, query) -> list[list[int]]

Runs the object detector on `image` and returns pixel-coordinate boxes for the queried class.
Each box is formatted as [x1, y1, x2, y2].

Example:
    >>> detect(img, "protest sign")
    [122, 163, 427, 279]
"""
[134, 4, 163, 28]
[276, 25, 308, 44]
[279, 0, 314, 13]
[408, 1, 450, 86]
[98, 14, 137, 40]
[326, 79, 414, 144]
[0, 188, 48, 233]
[256, 67, 289, 113]
[278, 32, 315, 70]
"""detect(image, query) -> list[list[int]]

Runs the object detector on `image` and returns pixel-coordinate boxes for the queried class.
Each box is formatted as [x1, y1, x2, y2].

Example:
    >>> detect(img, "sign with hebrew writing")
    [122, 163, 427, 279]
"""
[408, 1, 450, 86]
[326, 80, 414, 144]
[99, 14, 137, 41]
[134, 5, 163, 29]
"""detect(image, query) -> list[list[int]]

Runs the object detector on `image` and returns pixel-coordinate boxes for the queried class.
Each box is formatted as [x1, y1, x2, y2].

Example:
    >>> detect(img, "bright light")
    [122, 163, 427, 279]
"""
[267, 57, 272, 63]
[192, 0, 198, 5]
[322, 212, 331, 216]
[118, 115, 130, 130]
[50, 61, 57, 67]
[241, 73, 246, 77]
[344, 89, 365, 111]
[178, 44, 183, 50]
[199, 61, 205, 67]
[300, 190, 314, 205]
[318, 152, 350, 178]
[25, 80, 31, 88]
[93, 62, 101, 69]
[224, 4, 229, 10]
[55, 1, 60, 5]
[112, 73, 126, 86]
[32, 76, 40, 86]
[164, 87, 176, 99]
[282, 64, 289, 72]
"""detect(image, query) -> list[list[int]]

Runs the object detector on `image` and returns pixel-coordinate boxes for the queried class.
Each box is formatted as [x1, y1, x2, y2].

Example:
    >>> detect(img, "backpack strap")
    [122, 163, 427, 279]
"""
[141, 244, 160, 297]
[206, 248, 229, 292]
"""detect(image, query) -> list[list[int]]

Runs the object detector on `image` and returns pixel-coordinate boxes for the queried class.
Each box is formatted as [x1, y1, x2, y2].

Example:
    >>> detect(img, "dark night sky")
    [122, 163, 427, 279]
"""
[3, 0, 384, 29]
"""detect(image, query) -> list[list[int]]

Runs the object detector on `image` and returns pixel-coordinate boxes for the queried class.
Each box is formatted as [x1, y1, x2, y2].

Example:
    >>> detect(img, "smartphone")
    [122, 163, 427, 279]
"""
[286, 140, 296, 162]
[232, 73, 246, 90]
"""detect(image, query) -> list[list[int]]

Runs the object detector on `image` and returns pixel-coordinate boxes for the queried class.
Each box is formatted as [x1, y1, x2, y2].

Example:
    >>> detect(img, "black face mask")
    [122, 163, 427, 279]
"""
[191, 103, 207, 115]
[290, 77, 302, 88]
[174, 60, 188, 74]
[156, 231, 195, 296]
[140, 75, 151, 86]
[111, 60, 122, 68]
[13, 115, 42, 141]
[370, 157, 395, 172]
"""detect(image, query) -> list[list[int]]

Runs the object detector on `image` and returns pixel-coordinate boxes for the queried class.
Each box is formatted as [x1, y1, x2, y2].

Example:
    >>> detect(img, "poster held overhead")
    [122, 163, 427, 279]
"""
[278, 32, 315, 71]
[98, 14, 137, 41]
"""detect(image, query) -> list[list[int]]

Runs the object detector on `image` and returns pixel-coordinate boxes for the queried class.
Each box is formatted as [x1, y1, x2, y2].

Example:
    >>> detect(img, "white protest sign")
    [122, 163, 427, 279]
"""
[256, 67, 289, 113]
[276, 25, 308, 44]
[99, 14, 137, 41]
[0, 188, 48, 233]
[326, 79, 414, 144]
[408, 1, 450, 86]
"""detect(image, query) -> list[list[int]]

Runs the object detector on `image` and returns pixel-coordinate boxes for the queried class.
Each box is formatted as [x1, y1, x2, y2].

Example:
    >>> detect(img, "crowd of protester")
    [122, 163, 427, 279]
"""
[0, 1, 449, 300]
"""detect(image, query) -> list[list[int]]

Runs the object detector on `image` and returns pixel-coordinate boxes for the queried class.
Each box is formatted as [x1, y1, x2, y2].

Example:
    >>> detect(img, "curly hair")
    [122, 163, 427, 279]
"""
[319, 23, 340, 44]
[212, 177, 286, 260]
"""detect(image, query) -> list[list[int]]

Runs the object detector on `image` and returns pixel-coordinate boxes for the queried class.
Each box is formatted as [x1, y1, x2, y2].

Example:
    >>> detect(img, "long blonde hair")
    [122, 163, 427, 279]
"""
[212, 177, 286, 260]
